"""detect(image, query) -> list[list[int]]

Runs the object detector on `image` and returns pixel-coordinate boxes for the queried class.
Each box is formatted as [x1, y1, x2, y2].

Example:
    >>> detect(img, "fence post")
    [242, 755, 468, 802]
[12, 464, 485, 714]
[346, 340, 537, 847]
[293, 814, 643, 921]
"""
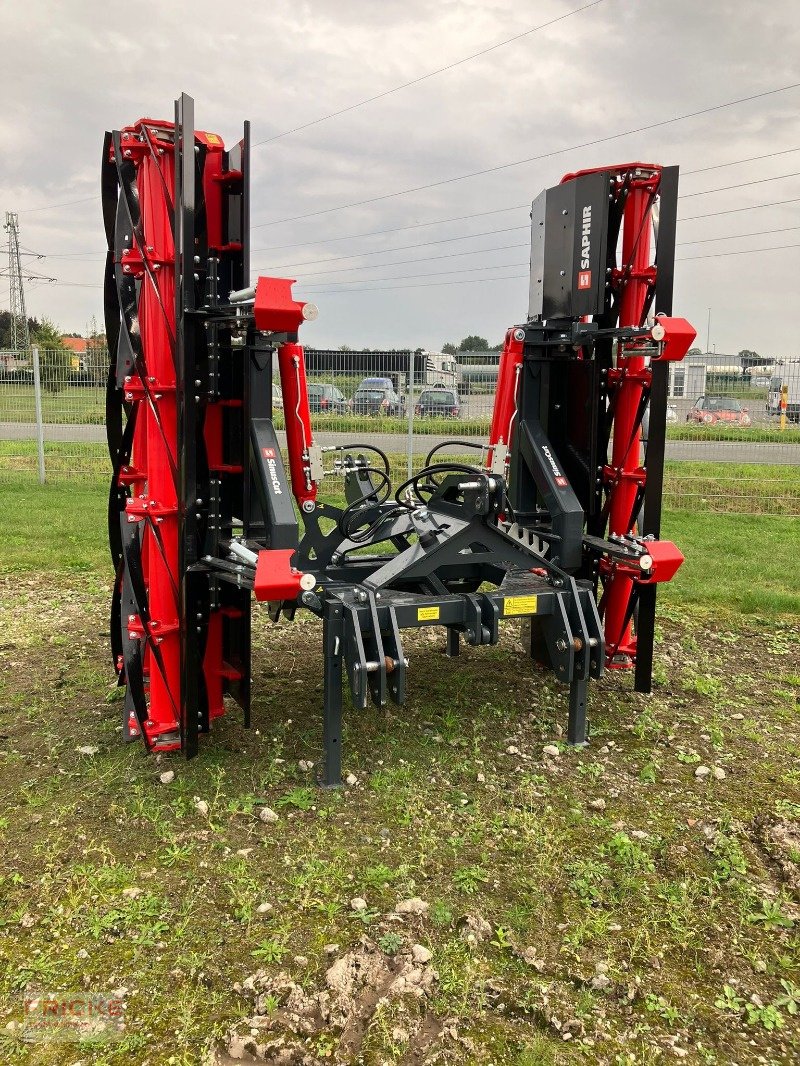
[32, 345, 45, 484]
[406, 350, 414, 480]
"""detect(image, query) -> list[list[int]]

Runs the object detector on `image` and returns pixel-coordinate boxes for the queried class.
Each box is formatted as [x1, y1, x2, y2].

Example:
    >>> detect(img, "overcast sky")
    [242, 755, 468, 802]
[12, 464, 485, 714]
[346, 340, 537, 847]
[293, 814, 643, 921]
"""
[2, 0, 799, 356]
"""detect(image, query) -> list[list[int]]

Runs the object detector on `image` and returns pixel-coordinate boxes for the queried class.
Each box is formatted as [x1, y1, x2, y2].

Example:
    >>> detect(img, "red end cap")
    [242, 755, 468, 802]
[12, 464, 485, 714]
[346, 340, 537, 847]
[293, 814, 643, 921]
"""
[641, 540, 684, 584]
[253, 548, 303, 602]
[653, 317, 696, 363]
[253, 277, 308, 334]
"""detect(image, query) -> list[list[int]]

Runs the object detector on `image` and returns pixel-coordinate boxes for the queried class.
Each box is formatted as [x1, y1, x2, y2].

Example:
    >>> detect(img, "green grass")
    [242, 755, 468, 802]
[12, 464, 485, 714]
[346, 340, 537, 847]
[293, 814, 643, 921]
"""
[0, 474, 799, 1064]
[668, 424, 800, 444]
[662, 510, 800, 614]
[2, 466, 798, 618]
[0, 475, 110, 574]
[663, 461, 800, 517]
[0, 383, 107, 424]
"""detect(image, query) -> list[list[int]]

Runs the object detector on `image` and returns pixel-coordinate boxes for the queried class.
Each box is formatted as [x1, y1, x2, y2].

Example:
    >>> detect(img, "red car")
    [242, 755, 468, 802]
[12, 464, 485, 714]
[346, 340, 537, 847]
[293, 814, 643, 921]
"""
[686, 395, 751, 427]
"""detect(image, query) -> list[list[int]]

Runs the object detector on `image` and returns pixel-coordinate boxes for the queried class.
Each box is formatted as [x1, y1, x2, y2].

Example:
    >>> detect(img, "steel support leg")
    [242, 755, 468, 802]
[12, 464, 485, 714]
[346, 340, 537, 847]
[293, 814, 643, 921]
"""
[567, 677, 589, 746]
[322, 603, 344, 786]
[446, 627, 460, 657]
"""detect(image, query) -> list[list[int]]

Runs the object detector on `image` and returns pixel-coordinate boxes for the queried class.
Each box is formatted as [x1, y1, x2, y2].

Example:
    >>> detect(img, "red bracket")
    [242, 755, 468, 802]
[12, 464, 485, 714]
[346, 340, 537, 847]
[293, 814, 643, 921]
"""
[651, 317, 696, 362]
[602, 539, 684, 585]
[253, 548, 306, 602]
[253, 277, 317, 334]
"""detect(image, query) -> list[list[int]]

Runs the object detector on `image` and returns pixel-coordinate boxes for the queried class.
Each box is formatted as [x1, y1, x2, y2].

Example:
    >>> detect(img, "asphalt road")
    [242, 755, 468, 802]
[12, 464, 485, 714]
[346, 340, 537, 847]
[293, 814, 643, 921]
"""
[2, 422, 798, 465]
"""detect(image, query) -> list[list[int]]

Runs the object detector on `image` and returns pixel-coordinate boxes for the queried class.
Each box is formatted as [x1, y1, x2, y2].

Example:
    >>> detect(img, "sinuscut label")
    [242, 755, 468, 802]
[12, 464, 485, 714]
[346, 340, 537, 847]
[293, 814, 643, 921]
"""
[267, 458, 282, 495]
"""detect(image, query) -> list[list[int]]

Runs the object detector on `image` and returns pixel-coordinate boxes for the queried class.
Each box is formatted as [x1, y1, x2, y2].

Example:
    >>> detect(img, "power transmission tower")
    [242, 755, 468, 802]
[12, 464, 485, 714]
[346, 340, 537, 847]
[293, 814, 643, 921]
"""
[4, 212, 31, 356]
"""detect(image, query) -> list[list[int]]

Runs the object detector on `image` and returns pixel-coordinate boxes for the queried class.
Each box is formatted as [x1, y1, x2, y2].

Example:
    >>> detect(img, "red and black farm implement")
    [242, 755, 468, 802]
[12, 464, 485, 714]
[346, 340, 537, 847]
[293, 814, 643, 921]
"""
[103, 94, 695, 785]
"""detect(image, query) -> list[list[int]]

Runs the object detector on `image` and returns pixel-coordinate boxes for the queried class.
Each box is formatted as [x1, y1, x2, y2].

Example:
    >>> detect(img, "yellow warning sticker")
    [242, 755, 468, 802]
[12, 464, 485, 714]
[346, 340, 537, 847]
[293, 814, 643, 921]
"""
[503, 595, 538, 616]
[417, 606, 440, 621]
[206, 134, 222, 145]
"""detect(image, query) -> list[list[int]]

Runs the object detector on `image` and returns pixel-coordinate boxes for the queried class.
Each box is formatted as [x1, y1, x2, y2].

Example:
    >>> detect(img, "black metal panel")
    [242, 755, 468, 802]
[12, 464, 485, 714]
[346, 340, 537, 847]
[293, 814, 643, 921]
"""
[515, 420, 584, 571]
[529, 172, 611, 321]
[250, 418, 300, 550]
[175, 93, 205, 757]
[635, 165, 679, 694]
[216, 122, 251, 720]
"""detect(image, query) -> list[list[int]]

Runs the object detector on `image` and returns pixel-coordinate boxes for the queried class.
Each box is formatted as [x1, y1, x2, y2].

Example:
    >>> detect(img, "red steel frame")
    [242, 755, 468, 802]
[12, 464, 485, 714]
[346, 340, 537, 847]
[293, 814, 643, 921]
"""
[486, 162, 691, 670]
[602, 166, 660, 663]
[112, 119, 229, 749]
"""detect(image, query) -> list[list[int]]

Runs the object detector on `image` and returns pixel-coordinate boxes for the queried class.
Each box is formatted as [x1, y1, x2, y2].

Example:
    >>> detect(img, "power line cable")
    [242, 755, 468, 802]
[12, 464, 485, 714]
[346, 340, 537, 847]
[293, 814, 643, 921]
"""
[684, 146, 800, 174]
[679, 196, 800, 221]
[251, 0, 610, 147]
[251, 81, 800, 227]
[679, 242, 800, 261]
[20, 149, 800, 258]
[14, 103, 799, 221]
[296, 228, 800, 289]
[18, 195, 99, 214]
[680, 171, 800, 198]
[296, 241, 800, 296]
[258, 242, 531, 279]
[251, 174, 800, 274]
[677, 224, 800, 245]
[244, 148, 800, 249]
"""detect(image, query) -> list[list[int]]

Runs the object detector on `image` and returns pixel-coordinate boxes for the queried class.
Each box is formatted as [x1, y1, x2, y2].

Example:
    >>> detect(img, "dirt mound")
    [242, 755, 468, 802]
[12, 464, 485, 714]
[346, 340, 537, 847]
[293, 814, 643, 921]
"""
[212, 937, 444, 1064]
[760, 819, 800, 896]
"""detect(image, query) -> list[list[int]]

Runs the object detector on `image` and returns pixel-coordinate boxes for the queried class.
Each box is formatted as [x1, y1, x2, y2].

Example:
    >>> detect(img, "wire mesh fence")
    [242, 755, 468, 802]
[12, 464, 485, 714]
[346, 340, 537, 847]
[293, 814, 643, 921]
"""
[1, 347, 798, 515]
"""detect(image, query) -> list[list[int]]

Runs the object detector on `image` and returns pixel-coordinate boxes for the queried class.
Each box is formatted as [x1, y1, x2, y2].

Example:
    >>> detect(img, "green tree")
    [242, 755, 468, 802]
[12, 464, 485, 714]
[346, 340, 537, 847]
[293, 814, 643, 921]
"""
[442, 342, 457, 355]
[458, 335, 489, 352]
[0, 311, 40, 351]
[738, 349, 767, 369]
[32, 318, 71, 393]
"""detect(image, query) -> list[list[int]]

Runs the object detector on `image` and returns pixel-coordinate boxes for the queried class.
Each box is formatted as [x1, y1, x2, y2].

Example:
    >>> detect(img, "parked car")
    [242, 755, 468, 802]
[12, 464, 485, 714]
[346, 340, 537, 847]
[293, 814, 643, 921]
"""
[686, 395, 751, 427]
[357, 376, 395, 393]
[352, 386, 403, 416]
[307, 383, 349, 414]
[415, 386, 461, 418]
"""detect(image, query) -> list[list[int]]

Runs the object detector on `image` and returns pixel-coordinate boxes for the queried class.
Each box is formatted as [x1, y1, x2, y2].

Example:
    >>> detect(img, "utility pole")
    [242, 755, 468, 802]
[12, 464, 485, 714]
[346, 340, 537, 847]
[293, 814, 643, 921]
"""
[706, 307, 711, 354]
[4, 212, 31, 357]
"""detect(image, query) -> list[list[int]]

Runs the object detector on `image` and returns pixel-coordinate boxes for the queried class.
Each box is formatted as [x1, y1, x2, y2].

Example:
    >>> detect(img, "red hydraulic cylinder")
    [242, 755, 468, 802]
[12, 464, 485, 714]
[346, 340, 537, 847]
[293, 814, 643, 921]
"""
[603, 174, 658, 662]
[487, 326, 524, 473]
[277, 342, 318, 510]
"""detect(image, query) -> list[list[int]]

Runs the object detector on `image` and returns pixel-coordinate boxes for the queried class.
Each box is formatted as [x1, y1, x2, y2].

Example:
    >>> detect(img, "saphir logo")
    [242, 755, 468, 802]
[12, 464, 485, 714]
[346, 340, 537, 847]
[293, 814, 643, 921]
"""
[578, 204, 592, 290]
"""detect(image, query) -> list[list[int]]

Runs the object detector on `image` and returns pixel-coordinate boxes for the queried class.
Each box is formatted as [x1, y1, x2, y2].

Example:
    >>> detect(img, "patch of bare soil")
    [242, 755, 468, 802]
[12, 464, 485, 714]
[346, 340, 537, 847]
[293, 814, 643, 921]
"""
[212, 938, 444, 1065]
[754, 817, 800, 897]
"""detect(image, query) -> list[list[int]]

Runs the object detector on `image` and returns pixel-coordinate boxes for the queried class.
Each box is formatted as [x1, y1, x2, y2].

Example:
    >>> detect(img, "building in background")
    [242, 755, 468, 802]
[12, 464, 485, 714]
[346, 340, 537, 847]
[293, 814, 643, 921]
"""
[303, 349, 456, 393]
